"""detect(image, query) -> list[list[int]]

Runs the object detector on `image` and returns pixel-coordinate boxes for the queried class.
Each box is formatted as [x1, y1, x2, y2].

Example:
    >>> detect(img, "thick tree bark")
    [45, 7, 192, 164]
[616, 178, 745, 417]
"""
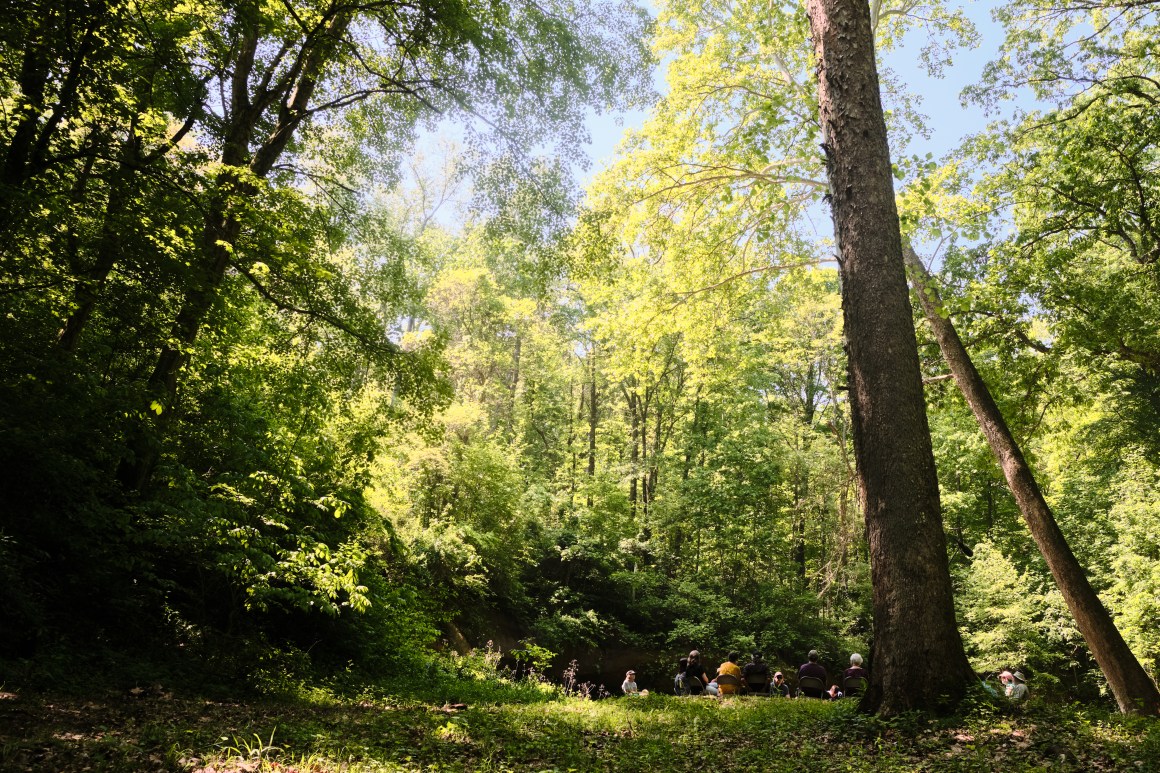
[805, 0, 975, 714]
[905, 246, 1160, 715]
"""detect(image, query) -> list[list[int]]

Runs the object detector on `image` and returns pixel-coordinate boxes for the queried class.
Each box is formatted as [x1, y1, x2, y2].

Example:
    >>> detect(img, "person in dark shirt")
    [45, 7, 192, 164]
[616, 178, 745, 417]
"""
[685, 650, 713, 695]
[797, 649, 827, 698]
[843, 652, 867, 681]
[770, 671, 791, 697]
[742, 651, 771, 693]
[841, 652, 868, 696]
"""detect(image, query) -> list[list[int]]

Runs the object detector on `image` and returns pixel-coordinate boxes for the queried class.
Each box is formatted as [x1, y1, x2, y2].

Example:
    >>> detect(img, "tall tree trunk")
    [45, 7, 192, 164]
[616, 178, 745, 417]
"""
[905, 246, 1160, 715]
[793, 465, 807, 582]
[2, 14, 52, 191]
[805, 0, 975, 714]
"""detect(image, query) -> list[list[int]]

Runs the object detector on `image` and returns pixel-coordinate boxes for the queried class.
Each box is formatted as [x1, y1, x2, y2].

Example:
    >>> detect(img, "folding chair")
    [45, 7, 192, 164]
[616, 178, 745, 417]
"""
[745, 672, 770, 695]
[797, 675, 826, 698]
[715, 672, 744, 696]
[675, 674, 705, 696]
[842, 676, 867, 697]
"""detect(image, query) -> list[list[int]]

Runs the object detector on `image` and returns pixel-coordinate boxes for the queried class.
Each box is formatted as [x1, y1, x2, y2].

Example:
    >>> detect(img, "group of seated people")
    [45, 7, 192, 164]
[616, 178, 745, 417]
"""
[626, 649, 1032, 704]
[981, 669, 1029, 703]
[666, 648, 868, 699]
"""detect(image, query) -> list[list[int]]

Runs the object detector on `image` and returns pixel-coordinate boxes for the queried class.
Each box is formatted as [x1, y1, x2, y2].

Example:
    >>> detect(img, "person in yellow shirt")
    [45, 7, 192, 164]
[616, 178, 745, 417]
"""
[716, 651, 744, 695]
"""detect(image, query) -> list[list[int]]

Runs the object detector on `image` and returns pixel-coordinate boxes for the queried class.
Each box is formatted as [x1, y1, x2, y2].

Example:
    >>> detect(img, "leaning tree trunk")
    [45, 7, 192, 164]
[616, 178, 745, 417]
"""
[905, 246, 1160, 715]
[805, 0, 975, 714]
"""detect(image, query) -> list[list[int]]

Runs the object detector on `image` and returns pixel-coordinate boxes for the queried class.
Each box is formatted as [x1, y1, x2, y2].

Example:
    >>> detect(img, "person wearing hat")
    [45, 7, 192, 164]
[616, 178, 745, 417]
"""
[742, 651, 771, 693]
[1006, 671, 1028, 703]
[770, 671, 791, 697]
[621, 663, 649, 696]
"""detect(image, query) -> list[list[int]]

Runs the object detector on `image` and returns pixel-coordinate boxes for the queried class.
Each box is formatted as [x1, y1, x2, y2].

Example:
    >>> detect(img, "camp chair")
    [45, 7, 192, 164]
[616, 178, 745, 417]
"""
[745, 671, 770, 695]
[842, 675, 867, 697]
[675, 673, 705, 696]
[715, 672, 744, 696]
[797, 675, 826, 698]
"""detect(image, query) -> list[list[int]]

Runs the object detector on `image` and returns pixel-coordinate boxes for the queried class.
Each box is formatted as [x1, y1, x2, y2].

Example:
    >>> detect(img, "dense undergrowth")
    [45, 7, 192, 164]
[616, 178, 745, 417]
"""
[2, 668, 1157, 773]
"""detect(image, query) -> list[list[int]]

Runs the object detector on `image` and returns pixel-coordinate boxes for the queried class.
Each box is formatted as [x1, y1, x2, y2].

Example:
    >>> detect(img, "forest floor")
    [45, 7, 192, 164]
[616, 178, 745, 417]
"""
[1, 686, 1158, 772]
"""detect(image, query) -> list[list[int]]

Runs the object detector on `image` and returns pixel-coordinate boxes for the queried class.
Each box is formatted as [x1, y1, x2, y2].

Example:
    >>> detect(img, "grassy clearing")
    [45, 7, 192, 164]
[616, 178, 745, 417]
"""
[1, 683, 1158, 772]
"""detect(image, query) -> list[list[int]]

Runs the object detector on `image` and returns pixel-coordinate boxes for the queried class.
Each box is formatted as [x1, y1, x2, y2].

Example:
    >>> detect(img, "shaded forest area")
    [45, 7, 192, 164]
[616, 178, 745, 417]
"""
[2, 0, 1160, 719]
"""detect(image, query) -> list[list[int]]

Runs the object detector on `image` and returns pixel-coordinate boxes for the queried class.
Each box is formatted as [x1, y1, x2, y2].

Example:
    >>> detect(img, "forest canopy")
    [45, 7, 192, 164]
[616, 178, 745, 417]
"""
[1, 0, 1159, 716]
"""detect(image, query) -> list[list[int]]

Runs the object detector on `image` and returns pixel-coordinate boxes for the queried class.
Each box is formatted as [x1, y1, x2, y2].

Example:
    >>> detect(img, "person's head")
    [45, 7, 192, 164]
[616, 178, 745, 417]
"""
[850, 653, 863, 667]
[752, 651, 763, 662]
[999, 670, 1013, 684]
[679, 657, 689, 669]
[1012, 671, 1025, 683]
[808, 649, 819, 662]
[829, 684, 840, 695]
[727, 650, 739, 663]
[773, 671, 784, 683]
[689, 650, 700, 662]
[626, 670, 636, 680]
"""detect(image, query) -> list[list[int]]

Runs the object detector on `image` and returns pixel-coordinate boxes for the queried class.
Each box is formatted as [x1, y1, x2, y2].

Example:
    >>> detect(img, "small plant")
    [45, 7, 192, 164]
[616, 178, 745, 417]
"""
[216, 729, 282, 764]
[511, 639, 556, 680]
[560, 659, 600, 699]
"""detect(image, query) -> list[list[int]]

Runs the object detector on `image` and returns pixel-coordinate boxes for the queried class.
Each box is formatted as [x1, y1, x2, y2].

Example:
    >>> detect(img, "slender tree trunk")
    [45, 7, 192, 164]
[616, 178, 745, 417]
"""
[587, 349, 597, 507]
[58, 124, 142, 351]
[638, 392, 649, 519]
[793, 466, 807, 582]
[648, 400, 662, 517]
[508, 333, 521, 434]
[569, 381, 580, 513]
[905, 246, 1160, 715]
[627, 389, 639, 517]
[806, 0, 975, 714]
[2, 17, 52, 190]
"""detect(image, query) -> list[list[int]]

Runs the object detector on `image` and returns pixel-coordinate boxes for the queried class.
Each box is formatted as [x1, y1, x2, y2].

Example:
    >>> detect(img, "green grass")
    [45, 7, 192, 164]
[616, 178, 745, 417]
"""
[2, 681, 1158, 772]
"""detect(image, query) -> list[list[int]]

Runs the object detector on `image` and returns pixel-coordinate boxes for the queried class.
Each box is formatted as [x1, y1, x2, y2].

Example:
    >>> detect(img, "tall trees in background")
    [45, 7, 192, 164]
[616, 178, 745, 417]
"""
[3, 0, 1160, 709]
[0, 0, 650, 666]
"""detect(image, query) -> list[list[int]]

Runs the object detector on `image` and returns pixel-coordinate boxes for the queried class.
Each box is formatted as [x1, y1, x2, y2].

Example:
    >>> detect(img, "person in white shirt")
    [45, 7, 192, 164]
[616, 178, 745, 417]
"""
[622, 669, 647, 696]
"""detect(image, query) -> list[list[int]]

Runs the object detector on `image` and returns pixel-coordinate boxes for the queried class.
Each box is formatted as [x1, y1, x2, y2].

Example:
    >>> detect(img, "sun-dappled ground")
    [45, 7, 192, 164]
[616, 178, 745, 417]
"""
[2, 685, 1158, 772]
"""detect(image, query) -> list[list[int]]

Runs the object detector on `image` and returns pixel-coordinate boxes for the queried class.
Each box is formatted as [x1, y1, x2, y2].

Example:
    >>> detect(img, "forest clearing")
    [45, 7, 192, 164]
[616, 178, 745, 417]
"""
[3, 0, 1160, 768]
[3, 683, 1159, 772]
